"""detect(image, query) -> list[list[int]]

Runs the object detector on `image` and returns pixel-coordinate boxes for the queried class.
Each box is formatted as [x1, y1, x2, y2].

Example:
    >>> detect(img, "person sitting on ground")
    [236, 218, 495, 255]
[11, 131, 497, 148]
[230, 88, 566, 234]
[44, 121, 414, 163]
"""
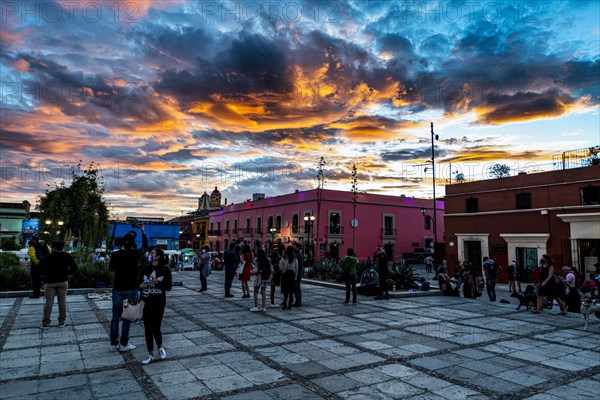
[419, 276, 430, 291]
[357, 267, 379, 296]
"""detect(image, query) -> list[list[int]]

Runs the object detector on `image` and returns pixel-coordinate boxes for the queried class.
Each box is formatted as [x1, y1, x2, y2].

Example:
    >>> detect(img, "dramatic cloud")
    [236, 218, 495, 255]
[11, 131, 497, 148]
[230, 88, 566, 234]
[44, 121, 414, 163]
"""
[0, 0, 598, 217]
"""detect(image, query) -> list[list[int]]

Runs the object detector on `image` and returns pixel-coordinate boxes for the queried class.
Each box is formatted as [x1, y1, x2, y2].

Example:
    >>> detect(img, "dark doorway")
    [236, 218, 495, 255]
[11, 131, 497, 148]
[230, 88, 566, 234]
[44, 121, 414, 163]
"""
[464, 240, 482, 273]
[329, 243, 340, 261]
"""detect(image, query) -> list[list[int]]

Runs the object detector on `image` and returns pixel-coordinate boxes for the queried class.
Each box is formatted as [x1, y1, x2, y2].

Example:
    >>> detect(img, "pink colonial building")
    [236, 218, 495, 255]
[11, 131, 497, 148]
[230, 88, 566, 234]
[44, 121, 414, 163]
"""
[207, 189, 444, 261]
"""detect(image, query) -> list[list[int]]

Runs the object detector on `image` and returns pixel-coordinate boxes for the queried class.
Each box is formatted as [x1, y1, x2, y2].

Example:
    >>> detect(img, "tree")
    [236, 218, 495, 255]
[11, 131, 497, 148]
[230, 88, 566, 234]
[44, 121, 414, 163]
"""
[488, 163, 511, 178]
[583, 146, 600, 166]
[453, 171, 466, 183]
[37, 163, 110, 254]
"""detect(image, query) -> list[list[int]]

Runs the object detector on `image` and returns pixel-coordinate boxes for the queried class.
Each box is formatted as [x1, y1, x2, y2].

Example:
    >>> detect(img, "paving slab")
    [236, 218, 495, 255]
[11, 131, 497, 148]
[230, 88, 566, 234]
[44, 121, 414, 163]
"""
[0, 270, 599, 400]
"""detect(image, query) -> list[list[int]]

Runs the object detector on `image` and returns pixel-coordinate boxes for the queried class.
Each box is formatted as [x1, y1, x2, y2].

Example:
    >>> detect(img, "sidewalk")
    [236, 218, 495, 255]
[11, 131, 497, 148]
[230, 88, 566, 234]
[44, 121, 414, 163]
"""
[0, 270, 598, 400]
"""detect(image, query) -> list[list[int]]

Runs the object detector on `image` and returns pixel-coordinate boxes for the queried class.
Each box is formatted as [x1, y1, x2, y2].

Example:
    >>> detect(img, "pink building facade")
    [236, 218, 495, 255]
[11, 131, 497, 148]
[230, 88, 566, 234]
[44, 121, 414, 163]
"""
[207, 189, 444, 261]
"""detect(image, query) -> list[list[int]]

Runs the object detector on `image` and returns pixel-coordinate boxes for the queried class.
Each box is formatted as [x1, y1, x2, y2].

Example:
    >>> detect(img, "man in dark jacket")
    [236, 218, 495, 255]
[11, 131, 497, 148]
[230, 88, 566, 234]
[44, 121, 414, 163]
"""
[293, 243, 304, 307]
[39, 241, 78, 328]
[223, 243, 238, 297]
[109, 227, 147, 352]
[374, 245, 390, 300]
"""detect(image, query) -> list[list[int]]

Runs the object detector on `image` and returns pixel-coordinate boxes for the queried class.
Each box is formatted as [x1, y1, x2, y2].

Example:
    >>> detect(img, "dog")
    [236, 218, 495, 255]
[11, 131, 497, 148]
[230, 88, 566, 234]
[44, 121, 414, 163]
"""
[511, 284, 537, 310]
[581, 297, 600, 330]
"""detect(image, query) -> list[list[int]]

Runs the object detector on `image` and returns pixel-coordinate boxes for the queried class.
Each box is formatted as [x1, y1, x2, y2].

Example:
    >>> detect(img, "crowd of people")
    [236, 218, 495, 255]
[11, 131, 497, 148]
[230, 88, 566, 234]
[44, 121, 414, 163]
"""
[444, 255, 600, 316]
[28, 228, 600, 365]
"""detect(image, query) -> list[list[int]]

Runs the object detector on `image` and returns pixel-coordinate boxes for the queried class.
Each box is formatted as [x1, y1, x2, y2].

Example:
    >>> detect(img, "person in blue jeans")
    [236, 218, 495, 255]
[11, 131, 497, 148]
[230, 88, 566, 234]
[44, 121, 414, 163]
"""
[109, 227, 147, 352]
[483, 257, 500, 302]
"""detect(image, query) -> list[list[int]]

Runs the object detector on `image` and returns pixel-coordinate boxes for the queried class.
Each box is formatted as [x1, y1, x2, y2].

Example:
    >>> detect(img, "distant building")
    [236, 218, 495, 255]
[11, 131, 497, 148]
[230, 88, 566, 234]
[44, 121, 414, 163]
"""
[109, 219, 180, 250]
[169, 187, 224, 250]
[0, 201, 31, 249]
[444, 165, 600, 282]
[207, 189, 444, 261]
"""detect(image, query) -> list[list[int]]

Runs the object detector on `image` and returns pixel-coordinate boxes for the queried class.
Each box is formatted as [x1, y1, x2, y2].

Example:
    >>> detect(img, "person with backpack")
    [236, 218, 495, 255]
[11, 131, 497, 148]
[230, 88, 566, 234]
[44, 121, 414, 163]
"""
[279, 245, 298, 310]
[223, 243, 238, 298]
[250, 249, 271, 312]
[28, 235, 50, 298]
[341, 248, 358, 304]
[109, 227, 148, 352]
[483, 257, 501, 302]
[533, 254, 567, 315]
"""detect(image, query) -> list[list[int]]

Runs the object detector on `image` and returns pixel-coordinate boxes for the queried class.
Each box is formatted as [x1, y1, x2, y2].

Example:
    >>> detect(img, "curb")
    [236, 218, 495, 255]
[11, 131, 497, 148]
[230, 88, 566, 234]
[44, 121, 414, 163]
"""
[302, 278, 442, 298]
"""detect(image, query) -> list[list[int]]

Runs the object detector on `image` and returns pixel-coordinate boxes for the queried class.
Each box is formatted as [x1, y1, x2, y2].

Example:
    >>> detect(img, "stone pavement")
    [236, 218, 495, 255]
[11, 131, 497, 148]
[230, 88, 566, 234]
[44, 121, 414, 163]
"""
[1, 270, 599, 400]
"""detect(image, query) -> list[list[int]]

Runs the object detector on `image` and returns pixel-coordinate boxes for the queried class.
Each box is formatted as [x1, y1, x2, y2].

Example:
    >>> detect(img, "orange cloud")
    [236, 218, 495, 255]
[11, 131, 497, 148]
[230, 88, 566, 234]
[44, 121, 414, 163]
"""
[11, 59, 30, 72]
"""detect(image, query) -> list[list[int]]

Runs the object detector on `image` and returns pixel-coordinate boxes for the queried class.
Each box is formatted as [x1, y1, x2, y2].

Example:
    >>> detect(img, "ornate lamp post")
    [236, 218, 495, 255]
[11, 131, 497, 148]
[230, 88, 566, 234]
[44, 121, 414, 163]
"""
[269, 227, 276, 251]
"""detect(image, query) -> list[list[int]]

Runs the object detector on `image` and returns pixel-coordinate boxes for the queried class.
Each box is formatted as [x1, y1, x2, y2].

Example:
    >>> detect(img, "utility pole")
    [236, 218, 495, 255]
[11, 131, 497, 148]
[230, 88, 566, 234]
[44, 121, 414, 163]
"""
[351, 164, 358, 249]
[316, 157, 326, 261]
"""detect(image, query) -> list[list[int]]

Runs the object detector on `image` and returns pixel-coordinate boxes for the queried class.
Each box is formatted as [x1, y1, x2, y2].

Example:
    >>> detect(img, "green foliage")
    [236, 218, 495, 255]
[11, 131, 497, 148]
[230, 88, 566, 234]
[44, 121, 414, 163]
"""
[37, 163, 110, 253]
[70, 261, 114, 289]
[583, 146, 600, 166]
[488, 163, 511, 178]
[453, 171, 466, 183]
[311, 258, 340, 280]
[329, 263, 343, 281]
[388, 262, 420, 289]
[0, 253, 20, 269]
[1, 237, 20, 251]
[0, 253, 31, 290]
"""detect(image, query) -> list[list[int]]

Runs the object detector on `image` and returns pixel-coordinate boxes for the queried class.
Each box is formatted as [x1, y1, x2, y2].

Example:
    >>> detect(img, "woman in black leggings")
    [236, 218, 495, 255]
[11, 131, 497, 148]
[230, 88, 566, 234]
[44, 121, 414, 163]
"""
[138, 247, 172, 365]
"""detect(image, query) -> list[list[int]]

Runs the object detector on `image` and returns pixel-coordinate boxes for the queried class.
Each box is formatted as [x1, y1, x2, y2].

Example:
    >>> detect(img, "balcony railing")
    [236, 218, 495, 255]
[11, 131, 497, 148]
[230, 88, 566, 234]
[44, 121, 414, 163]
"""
[328, 225, 343, 235]
[208, 230, 222, 236]
[381, 228, 397, 237]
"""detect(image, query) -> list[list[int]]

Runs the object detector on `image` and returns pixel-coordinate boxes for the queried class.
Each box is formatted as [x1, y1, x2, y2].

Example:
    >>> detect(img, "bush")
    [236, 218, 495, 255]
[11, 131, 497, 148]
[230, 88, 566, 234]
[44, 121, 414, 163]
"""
[70, 261, 114, 288]
[388, 262, 420, 290]
[0, 253, 31, 291]
[312, 258, 339, 280]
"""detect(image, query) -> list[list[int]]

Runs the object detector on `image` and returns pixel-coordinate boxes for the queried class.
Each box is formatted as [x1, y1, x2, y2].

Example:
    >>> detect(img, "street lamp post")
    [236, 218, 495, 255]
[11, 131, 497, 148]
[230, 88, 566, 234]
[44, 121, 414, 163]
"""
[304, 214, 315, 267]
[44, 220, 64, 242]
[269, 227, 276, 251]
[430, 122, 439, 246]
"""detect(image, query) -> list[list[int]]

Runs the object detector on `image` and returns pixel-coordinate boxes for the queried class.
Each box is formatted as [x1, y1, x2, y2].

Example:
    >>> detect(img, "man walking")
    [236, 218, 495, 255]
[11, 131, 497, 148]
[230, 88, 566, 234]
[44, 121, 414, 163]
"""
[483, 256, 500, 302]
[374, 245, 389, 300]
[39, 241, 78, 328]
[424, 255, 433, 274]
[27, 235, 49, 298]
[223, 243, 238, 297]
[109, 227, 147, 352]
[293, 243, 304, 307]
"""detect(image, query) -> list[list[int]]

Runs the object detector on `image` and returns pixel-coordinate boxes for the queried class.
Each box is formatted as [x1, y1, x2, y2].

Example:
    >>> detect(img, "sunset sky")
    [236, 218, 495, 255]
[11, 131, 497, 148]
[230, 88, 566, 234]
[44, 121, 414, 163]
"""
[1, 0, 598, 218]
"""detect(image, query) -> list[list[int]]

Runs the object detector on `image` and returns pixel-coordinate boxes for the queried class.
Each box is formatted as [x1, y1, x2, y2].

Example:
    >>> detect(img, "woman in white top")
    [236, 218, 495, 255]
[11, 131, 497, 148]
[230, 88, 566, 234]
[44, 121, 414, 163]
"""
[279, 245, 298, 310]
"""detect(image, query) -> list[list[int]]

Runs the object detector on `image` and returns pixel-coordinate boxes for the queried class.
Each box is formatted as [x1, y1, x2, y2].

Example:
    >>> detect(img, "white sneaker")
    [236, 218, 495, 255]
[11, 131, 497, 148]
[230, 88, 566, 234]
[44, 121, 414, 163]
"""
[249, 307, 260, 312]
[159, 347, 166, 360]
[119, 343, 136, 352]
[258, 307, 266, 312]
[110, 344, 119, 352]
[141, 354, 154, 365]
[269, 303, 278, 308]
